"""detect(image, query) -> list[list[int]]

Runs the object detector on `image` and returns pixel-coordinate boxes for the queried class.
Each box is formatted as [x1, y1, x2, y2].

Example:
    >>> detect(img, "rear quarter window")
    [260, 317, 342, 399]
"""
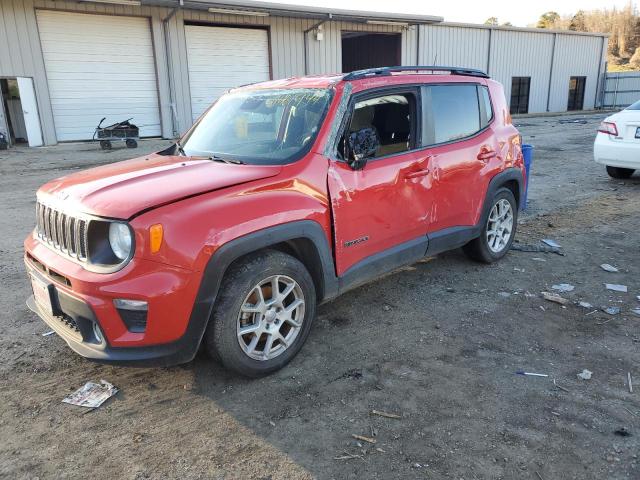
[421, 84, 484, 146]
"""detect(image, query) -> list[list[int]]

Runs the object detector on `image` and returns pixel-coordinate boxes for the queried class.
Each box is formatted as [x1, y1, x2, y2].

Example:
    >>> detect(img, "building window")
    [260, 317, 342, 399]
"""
[510, 77, 530, 114]
[567, 76, 586, 111]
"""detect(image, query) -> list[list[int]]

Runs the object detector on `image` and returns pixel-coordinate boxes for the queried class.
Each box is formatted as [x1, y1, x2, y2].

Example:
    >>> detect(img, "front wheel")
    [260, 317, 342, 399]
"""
[205, 250, 316, 377]
[606, 166, 634, 179]
[463, 187, 518, 263]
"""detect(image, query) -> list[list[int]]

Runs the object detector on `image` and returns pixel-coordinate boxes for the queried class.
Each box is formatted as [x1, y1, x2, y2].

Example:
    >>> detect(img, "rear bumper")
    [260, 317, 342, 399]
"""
[594, 134, 640, 170]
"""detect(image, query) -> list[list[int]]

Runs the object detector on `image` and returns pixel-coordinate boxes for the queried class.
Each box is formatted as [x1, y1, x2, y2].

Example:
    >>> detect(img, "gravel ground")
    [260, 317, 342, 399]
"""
[1, 112, 639, 480]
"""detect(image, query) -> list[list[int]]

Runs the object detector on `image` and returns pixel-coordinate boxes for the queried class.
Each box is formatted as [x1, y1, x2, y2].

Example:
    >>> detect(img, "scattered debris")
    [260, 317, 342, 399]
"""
[558, 118, 588, 124]
[269, 420, 276, 427]
[334, 451, 363, 461]
[62, 380, 118, 408]
[498, 291, 511, 298]
[578, 301, 593, 308]
[536, 471, 545, 480]
[605, 284, 628, 293]
[541, 291, 570, 305]
[629, 372, 633, 394]
[515, 371, 548, 377]
[513, 267, 525, 272]
[132, 432, 144, 443]
[577, 369, 593, 381]
[532, 257, 547, 262]
[351, 434, 376, 444]
[334, 368, 363, 381]
[603, 306, 621, 315]
[600, 264, 619, 273]
[371, 409, 402, 419]
[542, 239, 561, 248]
[552, 283, 574, 293]
[13, 351, 26, 361]
[553, 379, 570, 392]
[382, 304, 391, 311]
[376, 448, 386, 453]
[614, 427, 632, 437]
[42, 331, 55, 337]
[511, 243, 564, 255]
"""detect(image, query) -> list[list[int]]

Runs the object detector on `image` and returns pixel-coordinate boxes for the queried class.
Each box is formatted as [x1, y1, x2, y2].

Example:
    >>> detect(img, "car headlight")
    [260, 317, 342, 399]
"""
[108, 222, 132, 261]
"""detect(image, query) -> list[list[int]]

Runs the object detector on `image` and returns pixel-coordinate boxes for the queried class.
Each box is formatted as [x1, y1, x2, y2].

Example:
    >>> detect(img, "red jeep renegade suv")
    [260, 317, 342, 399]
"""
[24, 66, 524, 377]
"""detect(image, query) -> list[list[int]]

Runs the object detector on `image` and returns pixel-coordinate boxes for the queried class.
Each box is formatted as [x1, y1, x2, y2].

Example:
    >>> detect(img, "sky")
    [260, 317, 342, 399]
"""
[262, 0, 634, 26]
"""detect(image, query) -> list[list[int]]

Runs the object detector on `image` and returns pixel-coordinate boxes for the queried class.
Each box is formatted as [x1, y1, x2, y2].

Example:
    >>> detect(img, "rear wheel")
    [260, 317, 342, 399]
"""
[606, 166, 634, 179]
[99, 140, 112, 150]
[205, 250, 316, 377]
[126, 139, 138, 148]
[463, 187, 518, 263]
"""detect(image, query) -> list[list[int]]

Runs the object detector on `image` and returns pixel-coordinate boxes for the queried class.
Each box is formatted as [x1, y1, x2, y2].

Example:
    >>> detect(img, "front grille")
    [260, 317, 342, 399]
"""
[35, 202, 89, 261]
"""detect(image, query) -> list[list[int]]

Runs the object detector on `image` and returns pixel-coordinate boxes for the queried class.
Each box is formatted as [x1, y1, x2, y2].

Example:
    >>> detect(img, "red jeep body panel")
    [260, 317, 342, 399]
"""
[23, 70, 523, 366]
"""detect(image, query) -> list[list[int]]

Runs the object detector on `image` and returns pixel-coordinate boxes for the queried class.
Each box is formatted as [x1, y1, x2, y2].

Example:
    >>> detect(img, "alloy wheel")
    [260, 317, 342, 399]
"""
[486, 198, 514, 253]
[236, 275, 305, 361]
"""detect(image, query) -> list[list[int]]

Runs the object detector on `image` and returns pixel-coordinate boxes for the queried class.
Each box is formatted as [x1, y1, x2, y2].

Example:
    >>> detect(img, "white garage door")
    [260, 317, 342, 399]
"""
[185, 25, 270, 122]
[36, 10, 161, 141]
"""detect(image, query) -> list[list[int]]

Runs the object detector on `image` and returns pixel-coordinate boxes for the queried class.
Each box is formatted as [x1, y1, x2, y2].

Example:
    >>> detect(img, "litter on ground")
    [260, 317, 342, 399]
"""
[605, 284, 628, 293]
[515, 371, 548, 377]
[42, 331, 55, 337]
[577, 369, 593, 380]
[510, 243, 564, 255]
[552, 283, 574, 292]
[542, 239, 561, 248]
[603, 306, 621, 315]
[62, 380, 118, 408]
[541, 291, 570, 305]
[600, 264, 619, 273]
[578, 301, 593, 308]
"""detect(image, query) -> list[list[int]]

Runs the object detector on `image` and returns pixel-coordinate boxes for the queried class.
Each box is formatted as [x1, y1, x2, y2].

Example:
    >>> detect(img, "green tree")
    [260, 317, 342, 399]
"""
[537, 11, 560, 28]
[484, 17, 498, 26]
[569, 10, 587, 31]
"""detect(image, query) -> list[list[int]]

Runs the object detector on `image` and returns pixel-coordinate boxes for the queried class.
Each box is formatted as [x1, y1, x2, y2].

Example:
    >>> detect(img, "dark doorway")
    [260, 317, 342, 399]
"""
[510, 77, 530, 114]
[1, 79, 28, 145]
[341, 32, 401, 73]
[567, 76, 586, 111]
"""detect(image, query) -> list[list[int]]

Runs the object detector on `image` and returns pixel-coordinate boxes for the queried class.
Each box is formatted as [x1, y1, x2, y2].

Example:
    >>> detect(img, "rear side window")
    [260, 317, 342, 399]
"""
[626, 100, 640, 110]
[421, 84, 481, 145]
[480, 86, 493, 128]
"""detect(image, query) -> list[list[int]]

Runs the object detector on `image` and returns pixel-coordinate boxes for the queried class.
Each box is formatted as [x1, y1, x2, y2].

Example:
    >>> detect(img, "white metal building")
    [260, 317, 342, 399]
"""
[0, 0, 608, 147]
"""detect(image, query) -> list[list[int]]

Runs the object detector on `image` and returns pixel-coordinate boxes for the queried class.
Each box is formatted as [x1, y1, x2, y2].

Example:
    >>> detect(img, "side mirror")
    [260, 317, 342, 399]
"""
[346, 127, 379, 170]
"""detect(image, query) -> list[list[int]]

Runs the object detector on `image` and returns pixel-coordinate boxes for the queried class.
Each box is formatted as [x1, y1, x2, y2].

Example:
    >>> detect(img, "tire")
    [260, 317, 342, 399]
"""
[205, 250, 316, 377]
[463, 187, 518, 263]
[99, 140, 112, 150]
[126, 139, 138, 149]
[606, 166, 634, 179]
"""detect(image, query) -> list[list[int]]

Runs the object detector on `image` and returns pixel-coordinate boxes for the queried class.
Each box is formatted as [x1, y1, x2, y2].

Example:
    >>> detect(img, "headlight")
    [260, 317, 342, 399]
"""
[108, 222, 132, 261]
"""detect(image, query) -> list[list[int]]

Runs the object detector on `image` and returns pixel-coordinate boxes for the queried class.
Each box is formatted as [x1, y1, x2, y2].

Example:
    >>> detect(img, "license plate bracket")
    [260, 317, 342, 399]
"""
[30, 274, 54, 316]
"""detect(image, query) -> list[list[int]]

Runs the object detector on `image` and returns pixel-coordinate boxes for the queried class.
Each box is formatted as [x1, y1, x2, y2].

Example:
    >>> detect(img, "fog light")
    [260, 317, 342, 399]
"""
[114, 299, 148, 333]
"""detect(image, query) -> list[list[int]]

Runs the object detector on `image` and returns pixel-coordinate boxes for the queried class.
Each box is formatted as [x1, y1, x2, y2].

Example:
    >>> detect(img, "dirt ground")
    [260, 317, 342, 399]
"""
[1, 112, 639, 480]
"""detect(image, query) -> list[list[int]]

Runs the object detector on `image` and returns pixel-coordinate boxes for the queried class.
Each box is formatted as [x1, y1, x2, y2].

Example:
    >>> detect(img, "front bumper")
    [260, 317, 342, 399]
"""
[24, 236, 209, 367]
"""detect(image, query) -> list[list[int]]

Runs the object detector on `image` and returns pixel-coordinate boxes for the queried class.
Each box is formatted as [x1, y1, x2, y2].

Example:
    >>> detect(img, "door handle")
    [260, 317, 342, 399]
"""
[404, 168, 430, 179]
[477, 150, 497, 161]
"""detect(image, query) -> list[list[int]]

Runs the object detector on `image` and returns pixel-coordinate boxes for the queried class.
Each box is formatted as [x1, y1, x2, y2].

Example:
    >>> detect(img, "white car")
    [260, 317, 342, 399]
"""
[594, 101, 640, 179]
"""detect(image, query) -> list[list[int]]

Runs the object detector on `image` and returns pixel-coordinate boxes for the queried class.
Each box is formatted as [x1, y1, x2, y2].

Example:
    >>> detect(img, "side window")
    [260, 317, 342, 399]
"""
[340, 92, 415, 159]
[421, 84, 482, 145]
[480, 86, 493, 128]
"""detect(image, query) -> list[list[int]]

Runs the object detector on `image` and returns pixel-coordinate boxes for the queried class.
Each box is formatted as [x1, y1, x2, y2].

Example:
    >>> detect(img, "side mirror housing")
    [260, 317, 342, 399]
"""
[346, 127, 379, 170]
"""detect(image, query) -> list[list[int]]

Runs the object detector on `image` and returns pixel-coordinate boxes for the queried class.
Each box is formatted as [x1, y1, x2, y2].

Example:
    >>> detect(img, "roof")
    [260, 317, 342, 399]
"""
[440, 21, 609, 38]
[163, 0, 444, 24]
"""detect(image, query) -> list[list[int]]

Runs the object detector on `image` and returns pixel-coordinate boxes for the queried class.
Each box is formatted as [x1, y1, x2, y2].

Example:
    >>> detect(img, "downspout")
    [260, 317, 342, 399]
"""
[416, 24, 420, 65]
[594, 35, 606, 109]
[486, 28, 492, 75]
[545, 32, 557, 112]
[162, 4, 181, 137]
[304, 14, 332, 75]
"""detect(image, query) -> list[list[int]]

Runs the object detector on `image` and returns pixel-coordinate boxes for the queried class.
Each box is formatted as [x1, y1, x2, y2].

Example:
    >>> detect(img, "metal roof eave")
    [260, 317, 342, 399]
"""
[155, 0, 443, 24]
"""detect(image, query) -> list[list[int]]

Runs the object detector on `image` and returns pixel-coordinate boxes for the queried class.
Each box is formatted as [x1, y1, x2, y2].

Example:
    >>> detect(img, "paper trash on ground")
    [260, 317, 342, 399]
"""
[542, 239, 561, 248]
[605, 284, 628, 293]
[600, 264, 619, 273]
[552, 283, 575, 292]
[62, 380, 118, 408]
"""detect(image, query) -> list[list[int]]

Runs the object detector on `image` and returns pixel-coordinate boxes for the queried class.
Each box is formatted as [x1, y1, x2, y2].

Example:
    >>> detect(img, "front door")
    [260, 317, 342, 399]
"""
[328, 88, 432, 276]
[16, 77, 43, 147]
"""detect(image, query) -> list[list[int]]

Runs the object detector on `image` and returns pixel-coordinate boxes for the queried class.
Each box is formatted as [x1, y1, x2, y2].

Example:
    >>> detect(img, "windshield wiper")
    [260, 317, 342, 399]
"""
[209, 154, 245, 165]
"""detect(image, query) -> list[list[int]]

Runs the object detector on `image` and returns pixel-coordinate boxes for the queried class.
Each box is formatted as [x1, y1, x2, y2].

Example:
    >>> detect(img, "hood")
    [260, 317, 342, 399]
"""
[37, 153, 282, 219]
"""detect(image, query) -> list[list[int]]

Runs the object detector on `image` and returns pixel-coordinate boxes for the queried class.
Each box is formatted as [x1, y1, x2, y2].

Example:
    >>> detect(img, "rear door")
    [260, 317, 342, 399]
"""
[327, 87, 433, 276]
[420, 83, 500, 232]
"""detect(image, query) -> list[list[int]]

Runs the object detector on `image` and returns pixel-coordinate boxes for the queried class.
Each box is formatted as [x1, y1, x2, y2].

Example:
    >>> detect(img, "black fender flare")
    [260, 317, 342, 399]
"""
[482, 167, 524, 217]
[181, 220, 338, 360]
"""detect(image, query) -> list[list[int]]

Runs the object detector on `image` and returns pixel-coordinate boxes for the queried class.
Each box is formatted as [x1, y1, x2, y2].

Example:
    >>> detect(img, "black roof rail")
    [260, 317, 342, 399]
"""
[342, 65, 489, 81]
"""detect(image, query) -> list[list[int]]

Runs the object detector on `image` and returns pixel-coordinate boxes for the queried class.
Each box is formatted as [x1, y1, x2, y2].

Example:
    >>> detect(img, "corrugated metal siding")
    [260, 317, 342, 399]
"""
[418, 25, 490, 71]
[0, 0, 609, 146]
[548, 34, 605, 111]
[490, 30, 554, 113]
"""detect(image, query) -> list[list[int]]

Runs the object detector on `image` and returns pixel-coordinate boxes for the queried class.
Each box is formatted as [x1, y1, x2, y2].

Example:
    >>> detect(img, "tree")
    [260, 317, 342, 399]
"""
[537, 11, 560, 29]
[502, 22, 513, 26]
[484, 17, 498, 26]
[569, 10, 587, 31]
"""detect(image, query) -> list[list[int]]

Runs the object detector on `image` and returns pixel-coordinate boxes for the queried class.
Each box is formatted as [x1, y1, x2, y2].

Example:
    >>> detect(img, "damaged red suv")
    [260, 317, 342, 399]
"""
[24, 66, 524, 377]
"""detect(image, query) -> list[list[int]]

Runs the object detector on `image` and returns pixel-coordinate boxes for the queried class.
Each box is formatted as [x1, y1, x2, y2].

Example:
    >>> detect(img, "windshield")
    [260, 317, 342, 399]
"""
[181, 88, 332, 165]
